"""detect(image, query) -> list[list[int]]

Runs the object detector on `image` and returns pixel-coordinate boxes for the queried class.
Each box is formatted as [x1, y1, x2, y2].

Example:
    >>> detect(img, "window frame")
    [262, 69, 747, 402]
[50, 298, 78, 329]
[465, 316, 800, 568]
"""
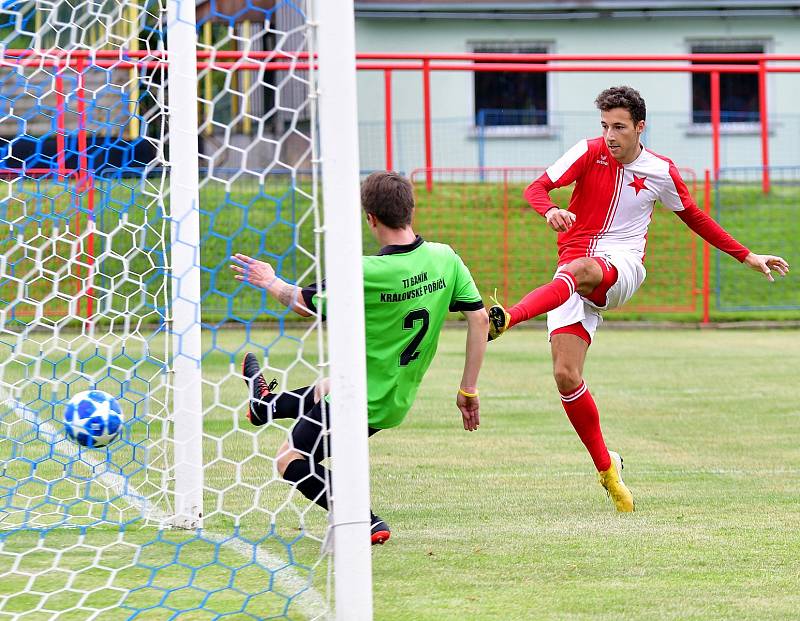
[686, 37, 772, 135]
[468, 39, 556, 137]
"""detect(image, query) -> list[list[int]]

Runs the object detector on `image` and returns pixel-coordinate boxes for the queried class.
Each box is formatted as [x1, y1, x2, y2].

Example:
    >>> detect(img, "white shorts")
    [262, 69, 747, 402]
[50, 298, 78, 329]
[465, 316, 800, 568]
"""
[546, 251, 646, 343]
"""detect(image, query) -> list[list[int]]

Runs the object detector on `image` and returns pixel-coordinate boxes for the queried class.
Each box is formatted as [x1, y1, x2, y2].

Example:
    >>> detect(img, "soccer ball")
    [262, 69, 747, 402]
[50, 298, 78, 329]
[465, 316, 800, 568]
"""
[63, 390, 123, 448]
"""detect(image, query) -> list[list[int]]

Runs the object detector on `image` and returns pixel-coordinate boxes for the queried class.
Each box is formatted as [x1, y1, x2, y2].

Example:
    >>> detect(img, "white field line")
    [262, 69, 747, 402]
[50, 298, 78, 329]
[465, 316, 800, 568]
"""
[3, 398, 165, 524]
[470, 468, 800, 478]
[1, 396, 330, 620]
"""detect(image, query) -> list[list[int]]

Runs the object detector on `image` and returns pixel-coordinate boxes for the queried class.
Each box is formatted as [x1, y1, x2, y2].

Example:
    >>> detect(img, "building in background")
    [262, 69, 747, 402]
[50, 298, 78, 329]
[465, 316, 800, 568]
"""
[354, 0, 800, 174]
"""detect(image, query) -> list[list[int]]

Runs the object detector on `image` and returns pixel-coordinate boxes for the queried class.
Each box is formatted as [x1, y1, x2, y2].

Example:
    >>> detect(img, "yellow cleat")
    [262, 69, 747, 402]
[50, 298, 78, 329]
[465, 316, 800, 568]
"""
[487, 304, 511, 341]
[598, 451, 635, 512]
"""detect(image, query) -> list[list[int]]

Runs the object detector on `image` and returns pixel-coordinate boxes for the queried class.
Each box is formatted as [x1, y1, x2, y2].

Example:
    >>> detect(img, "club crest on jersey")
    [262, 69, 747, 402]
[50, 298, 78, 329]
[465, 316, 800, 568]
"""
[628, 174, 648, 195]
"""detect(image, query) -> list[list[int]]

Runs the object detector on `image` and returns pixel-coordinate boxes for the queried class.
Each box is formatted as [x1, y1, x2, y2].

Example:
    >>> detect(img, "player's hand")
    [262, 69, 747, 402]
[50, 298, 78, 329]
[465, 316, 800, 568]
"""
[230, 253, 276, 289]
[545, 208, 576, 233]
[456, 389, 480, 432]
[743, 253, 790, 282]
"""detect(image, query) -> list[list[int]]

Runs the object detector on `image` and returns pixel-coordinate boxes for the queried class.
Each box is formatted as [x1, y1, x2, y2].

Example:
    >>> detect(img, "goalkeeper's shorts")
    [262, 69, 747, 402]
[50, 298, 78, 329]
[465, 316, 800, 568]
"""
[290, 401, 382, 464]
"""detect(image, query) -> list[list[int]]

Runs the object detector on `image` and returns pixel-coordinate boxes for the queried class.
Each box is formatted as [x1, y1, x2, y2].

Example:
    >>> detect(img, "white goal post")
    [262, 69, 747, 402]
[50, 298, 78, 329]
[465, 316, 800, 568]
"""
[314, 1, 374, 619]
[167, 0, 205, 531]
[0, 0, 373, 618]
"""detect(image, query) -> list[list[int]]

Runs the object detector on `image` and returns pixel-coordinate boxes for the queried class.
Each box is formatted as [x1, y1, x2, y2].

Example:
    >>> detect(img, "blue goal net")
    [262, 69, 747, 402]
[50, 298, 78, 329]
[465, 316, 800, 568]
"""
[0, 2, 333, 619]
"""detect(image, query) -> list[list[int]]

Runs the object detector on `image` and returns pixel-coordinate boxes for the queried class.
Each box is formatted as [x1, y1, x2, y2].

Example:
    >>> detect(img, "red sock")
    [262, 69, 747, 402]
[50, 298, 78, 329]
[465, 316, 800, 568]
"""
[508, 271, 577, 327]
[559, 381, 611, 472]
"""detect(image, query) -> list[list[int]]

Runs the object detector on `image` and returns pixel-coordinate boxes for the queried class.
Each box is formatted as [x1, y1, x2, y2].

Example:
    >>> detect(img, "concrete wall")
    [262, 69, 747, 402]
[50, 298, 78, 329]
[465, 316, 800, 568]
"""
[354, 16, 800, 176]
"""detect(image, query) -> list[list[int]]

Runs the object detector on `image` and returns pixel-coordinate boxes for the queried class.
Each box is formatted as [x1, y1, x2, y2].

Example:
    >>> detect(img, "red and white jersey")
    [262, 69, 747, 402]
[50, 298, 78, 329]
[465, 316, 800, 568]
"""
[525, 136, 749, 264]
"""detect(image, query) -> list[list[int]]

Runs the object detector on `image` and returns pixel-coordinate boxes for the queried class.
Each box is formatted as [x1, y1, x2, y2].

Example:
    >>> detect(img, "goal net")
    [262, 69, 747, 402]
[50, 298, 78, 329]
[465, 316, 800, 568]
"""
[0, 1, 369, 619]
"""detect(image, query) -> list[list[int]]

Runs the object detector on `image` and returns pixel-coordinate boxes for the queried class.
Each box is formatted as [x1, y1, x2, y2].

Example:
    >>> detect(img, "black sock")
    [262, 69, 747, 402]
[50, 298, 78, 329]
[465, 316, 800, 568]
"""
[283, 458, 330, 510]
[284, 460, 383, 528]
[252, 386, 316, 424]
[274, 387, 316, 419]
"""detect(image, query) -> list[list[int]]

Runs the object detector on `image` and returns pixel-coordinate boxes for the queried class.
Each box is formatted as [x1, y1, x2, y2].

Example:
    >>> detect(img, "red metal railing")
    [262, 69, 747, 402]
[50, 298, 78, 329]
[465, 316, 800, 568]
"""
[360, 53, 800, 194]
[409, 166, 704, 316]
[702, 170, 712, 325]
[2, 50, 798, 193]
[0, 50, 792, 323]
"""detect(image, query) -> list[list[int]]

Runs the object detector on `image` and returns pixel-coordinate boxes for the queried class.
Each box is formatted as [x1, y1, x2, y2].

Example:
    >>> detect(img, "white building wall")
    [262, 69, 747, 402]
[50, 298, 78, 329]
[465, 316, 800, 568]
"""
[354, 16, 800, 175]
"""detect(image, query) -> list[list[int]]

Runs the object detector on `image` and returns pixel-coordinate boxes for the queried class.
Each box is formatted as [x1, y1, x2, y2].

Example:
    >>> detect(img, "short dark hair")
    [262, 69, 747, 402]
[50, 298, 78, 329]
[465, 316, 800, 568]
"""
[360, 171, 414, 229]
[595, 86, 647, 125]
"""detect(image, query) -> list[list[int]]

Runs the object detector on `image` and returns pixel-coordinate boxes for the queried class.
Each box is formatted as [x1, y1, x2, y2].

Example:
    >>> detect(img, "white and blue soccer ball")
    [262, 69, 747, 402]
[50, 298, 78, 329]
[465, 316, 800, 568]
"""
[63, 390, 123, 448]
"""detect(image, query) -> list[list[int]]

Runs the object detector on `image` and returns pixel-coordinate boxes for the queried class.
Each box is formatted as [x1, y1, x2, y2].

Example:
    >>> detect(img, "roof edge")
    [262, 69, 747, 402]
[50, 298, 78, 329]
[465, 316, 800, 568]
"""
[354, 1, 800, 12]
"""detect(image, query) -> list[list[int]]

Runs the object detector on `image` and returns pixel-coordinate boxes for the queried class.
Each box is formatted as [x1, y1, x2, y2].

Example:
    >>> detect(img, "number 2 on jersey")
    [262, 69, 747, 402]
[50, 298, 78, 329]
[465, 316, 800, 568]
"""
[399, 308, 430, 366]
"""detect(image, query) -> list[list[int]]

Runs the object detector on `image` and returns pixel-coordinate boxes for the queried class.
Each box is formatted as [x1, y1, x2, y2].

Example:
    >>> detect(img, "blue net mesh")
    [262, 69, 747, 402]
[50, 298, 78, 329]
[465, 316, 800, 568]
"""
[0, 1, 330, 619]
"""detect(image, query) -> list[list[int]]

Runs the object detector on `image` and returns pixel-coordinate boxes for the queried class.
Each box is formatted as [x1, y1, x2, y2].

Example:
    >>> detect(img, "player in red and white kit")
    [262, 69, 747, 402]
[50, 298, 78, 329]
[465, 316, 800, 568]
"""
[488, 86, 789, 512]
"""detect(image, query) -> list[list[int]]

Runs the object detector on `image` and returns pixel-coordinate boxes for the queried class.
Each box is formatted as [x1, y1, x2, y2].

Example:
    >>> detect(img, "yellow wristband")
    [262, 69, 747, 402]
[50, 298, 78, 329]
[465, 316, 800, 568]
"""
[458, 388, 479, 398]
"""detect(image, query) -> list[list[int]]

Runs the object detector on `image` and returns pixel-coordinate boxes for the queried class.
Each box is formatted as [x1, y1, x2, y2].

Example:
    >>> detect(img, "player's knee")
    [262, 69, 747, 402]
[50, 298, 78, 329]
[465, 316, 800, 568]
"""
[553, 365, 582, 393]
[276, 442, 303, 477]
[313, 378, 331, 404]
[563, 258, 602, 295]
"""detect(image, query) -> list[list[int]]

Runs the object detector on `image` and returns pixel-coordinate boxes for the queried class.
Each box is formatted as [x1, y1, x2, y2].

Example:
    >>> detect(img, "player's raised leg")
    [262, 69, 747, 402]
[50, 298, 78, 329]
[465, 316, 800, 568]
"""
[488, 258, 603, 341]
[551, 330, 634, 512]
[242, 352, 317, 425]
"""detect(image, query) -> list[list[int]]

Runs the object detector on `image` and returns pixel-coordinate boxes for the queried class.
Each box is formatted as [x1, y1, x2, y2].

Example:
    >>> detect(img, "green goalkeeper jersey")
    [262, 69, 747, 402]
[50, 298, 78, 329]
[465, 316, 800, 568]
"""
[301, 236, 483, 429]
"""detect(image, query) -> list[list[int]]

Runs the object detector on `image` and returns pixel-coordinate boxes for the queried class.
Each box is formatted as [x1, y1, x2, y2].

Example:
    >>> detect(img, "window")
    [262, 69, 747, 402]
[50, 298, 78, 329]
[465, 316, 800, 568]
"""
[691, 41, 765, 124]
[472, 42, 549, 128]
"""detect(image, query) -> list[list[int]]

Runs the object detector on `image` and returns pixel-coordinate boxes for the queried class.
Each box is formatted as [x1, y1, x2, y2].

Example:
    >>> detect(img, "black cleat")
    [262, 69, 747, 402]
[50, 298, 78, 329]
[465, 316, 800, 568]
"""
[242, 352, 278, 426]
[370, 513, 391, 545]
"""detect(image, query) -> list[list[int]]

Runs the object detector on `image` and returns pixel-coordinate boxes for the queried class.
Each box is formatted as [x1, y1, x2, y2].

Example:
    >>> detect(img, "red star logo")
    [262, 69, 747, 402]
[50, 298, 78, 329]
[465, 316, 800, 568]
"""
[628, 174, 648, 195]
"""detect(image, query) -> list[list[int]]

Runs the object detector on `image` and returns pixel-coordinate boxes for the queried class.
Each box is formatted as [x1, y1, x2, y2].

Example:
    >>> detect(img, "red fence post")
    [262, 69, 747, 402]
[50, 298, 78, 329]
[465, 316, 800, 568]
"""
[759, 61, 770, 194]
[384, 69, 393, 171]
[86, 175, 95, 322]
[502, 169, 509, 305]
[710, 71, 721, 180]
[76, 57, 93, 325]
[55, 64, 66, 178]
[702, 169, 712, 324]
[422, 59, 433, 192]
[77, 58, 88, 184]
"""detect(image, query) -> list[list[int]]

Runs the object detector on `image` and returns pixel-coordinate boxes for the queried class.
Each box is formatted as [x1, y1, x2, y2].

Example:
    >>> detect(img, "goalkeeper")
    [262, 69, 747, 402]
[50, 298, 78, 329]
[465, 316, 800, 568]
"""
[230, 171, 489, 545]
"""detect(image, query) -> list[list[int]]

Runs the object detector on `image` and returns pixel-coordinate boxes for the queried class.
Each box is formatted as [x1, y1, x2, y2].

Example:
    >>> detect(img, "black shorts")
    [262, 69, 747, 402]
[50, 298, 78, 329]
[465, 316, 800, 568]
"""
[290, 400, 381, 463]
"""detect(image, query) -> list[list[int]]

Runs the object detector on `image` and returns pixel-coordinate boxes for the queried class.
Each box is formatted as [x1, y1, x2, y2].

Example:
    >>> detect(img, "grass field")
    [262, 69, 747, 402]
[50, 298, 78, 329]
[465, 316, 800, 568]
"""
[412, 179, 799, 319]
[2, 327, 799, 619]
[2, 174, 798, 327]
[368, 327, 800, 620]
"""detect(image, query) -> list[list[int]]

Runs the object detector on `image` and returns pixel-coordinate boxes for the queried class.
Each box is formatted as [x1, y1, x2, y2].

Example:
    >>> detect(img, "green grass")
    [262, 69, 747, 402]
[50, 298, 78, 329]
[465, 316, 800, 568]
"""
[368, 327, 800, 620]
[1, 327, 799, 619]
[2, 176, 798, 328]
[413, 181, 799, 320]
[0, 327, 329, 620]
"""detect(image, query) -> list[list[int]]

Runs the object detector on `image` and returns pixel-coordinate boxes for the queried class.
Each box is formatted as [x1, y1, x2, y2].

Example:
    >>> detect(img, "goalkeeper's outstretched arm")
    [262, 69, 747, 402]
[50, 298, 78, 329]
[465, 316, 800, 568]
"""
[230, 253, 313, 317]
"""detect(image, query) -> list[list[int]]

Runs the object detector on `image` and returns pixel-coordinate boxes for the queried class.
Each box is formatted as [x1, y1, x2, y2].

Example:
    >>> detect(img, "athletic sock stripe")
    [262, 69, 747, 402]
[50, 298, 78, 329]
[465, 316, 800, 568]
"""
[560, 381, 587, 402]
[554, 272, 576, 296]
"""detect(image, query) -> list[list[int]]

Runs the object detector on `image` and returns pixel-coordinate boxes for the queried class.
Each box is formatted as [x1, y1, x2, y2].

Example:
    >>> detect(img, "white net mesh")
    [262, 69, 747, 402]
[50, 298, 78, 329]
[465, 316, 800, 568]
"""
[0, 1, 334, 618]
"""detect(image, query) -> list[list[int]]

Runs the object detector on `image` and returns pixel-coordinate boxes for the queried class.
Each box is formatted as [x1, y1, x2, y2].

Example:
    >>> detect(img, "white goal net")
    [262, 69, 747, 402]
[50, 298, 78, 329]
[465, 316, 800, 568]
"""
[0, 1, 370, 619]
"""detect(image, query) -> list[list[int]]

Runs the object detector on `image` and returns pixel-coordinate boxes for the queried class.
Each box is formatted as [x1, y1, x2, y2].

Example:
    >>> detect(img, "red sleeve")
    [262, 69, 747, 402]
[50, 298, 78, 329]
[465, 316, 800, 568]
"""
[524, 139, 590, 217]
[524, 173, 559, 217]
[674, 206, 750, 262]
